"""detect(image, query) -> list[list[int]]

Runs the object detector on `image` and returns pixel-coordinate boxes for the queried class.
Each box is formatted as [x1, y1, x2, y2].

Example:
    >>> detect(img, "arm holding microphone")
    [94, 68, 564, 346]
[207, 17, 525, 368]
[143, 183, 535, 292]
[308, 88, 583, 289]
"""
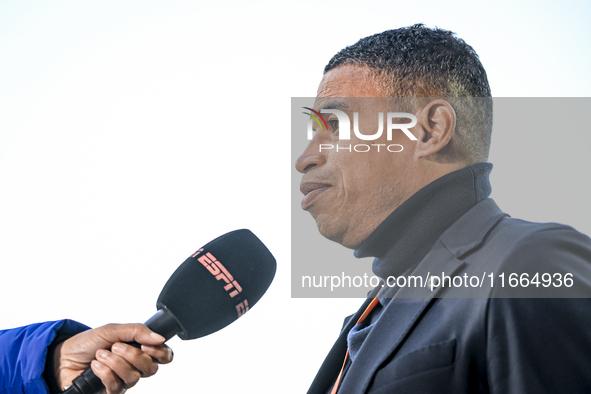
[0, 320, 173, 394]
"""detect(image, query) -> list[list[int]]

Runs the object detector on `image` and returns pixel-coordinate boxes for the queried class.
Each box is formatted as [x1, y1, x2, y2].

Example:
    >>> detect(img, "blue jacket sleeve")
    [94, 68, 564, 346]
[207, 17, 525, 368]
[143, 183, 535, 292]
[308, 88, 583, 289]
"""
[0, 320, 90, 394]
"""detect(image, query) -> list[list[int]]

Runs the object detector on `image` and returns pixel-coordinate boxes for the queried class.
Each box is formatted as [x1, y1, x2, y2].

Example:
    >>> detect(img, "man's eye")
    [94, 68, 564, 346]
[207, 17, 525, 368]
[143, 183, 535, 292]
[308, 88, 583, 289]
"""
[328, 120, 339, 132]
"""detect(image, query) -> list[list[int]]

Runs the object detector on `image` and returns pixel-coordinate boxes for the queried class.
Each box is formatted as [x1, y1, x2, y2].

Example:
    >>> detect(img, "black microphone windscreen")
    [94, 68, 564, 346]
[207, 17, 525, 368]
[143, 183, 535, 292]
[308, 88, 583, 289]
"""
[156, 229, 276, 340]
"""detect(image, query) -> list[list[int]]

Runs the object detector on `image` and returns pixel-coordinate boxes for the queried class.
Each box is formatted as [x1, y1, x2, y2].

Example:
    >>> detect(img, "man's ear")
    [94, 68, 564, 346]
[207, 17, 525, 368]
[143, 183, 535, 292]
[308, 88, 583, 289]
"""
[413, 100, 456, 158]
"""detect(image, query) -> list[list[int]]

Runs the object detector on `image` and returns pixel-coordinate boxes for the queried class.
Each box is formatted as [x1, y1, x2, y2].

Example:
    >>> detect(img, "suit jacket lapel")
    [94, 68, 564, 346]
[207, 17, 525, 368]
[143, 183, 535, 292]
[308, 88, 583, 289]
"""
[339, 199, 508, 393]
[339, 242, 465, 393]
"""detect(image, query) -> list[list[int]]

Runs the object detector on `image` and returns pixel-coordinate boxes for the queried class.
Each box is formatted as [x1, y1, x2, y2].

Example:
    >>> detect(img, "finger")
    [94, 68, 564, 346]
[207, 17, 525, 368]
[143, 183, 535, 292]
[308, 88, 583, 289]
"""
[95, 349, 144, 389]
[95, 323, 166, 347]
[110, 343, 160, 377]
[91, 359, 125, 394]
[141, 344, 174, 364]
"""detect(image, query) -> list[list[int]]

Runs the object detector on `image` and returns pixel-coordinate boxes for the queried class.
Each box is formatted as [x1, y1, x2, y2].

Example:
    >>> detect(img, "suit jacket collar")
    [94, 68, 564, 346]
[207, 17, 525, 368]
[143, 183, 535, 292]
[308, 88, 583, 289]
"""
[439, 198, 509, 259]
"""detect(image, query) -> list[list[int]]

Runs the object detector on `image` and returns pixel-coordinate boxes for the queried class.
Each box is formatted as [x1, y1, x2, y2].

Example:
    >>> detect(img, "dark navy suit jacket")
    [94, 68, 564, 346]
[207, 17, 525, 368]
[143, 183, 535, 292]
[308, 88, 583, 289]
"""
[308, 199, 591, 393]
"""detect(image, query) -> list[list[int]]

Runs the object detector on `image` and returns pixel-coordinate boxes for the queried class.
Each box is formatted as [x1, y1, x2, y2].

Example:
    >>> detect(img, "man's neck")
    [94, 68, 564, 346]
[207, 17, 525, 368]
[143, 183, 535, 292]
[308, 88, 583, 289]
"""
[355, 162, 493, 281]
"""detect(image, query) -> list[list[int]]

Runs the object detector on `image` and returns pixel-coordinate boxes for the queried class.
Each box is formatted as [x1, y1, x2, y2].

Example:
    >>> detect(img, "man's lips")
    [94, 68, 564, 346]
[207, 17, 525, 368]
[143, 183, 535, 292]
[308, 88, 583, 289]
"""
[300, 182, 331, 209]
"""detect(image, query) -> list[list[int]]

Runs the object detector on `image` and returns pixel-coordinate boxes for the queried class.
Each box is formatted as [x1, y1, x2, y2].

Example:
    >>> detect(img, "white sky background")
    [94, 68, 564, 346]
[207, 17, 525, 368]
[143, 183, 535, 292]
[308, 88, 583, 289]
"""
[0, 1, 590, 393]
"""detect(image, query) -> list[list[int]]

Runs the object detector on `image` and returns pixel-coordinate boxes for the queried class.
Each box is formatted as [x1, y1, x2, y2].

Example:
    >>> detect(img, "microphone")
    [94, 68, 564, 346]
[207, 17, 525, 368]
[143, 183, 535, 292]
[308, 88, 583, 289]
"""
[62, 229, 276, 394]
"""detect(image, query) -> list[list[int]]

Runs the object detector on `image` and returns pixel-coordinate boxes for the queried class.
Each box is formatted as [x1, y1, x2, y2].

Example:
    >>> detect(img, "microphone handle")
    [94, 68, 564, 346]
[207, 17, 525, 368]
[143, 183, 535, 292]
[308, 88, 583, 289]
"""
[61, 308, 182, 394]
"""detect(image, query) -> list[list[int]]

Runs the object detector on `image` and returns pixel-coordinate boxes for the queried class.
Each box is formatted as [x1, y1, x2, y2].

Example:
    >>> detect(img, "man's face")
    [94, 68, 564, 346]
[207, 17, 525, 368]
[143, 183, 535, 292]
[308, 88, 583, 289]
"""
[296, 65, 423, 249]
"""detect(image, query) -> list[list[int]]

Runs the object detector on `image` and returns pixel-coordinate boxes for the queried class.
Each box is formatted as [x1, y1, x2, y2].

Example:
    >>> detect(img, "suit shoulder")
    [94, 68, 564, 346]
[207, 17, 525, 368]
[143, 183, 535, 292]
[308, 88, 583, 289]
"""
[491, 217, 591, 254]
[495, 216, 587, 238]
[482, 218, 591, 296]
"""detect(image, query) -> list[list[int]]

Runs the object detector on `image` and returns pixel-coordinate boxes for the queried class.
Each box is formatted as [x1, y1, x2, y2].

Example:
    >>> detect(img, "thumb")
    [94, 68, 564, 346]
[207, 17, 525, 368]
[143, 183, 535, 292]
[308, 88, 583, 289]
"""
[94, 323, 166, 346]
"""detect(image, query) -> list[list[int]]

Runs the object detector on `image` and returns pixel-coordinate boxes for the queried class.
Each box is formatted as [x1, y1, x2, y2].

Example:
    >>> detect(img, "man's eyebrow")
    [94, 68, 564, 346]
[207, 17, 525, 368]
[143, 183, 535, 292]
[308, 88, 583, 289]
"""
[314, 100, 351, 112]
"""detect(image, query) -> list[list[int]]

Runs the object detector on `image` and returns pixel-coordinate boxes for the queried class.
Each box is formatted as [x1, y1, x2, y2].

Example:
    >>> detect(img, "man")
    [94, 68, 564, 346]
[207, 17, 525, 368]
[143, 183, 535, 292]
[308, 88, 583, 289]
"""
[297, 24, 591, 393]
[0, 321, 173, 394]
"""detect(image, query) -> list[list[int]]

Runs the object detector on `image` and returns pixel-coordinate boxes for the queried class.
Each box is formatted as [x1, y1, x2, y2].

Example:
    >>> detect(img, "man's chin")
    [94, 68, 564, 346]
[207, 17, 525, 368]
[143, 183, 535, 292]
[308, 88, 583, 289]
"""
[315, 219, 360, 250]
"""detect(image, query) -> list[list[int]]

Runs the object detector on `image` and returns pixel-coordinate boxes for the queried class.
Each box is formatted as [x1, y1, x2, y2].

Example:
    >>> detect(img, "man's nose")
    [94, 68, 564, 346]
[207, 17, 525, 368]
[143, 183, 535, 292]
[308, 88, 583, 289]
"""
[295, 141, 327, 174]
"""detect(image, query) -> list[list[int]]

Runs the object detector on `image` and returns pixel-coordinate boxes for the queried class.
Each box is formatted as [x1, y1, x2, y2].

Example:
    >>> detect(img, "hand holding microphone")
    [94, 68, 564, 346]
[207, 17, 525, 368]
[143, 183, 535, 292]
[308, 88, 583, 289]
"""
[52, 323, 173, 394]
[53, 229, 276, 394]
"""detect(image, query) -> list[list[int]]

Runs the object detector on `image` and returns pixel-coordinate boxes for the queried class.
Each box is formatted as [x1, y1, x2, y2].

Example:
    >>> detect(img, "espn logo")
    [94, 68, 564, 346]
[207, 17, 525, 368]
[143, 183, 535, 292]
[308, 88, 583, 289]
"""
[191, 248, 250, 318]
[196, 251, 243, 298]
